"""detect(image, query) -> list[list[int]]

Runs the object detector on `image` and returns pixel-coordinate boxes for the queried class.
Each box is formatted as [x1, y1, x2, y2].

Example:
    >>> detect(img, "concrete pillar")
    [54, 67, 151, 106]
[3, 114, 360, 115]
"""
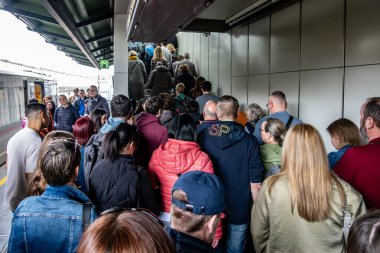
[113, 14, 128, 96]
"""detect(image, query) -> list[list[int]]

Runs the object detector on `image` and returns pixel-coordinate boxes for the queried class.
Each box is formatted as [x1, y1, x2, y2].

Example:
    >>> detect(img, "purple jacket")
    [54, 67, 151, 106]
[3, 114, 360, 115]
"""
[136, 112, 168, 167]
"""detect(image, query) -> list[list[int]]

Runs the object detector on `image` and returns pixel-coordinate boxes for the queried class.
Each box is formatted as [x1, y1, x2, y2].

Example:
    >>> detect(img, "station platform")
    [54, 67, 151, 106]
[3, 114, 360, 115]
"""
[0, 164, 11, 253]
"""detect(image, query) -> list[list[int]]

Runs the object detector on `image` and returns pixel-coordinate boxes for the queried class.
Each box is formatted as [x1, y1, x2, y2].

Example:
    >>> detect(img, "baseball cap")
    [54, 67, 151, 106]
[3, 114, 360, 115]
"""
[172, 171, 225, 215]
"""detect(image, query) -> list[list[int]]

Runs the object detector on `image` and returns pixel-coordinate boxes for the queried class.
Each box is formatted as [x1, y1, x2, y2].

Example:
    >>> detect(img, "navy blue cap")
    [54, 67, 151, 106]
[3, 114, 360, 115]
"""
[172, 171, 225, 215]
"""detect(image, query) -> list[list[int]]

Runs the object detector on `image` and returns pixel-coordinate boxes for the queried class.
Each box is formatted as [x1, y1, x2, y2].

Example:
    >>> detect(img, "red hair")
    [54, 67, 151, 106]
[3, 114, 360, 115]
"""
[73, 117, 94, 146]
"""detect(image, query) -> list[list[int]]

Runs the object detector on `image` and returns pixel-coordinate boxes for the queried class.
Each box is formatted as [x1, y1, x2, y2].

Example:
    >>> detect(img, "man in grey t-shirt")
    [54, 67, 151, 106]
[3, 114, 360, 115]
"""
[253, 90, 302, 145]
[195, 81, 218, 114]
[5, 103, 50, 211]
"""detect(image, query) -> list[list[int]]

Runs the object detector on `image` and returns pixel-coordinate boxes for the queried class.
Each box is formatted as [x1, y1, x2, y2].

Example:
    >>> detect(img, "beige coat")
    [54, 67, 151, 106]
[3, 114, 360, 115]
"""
[251, 176, 366, 253]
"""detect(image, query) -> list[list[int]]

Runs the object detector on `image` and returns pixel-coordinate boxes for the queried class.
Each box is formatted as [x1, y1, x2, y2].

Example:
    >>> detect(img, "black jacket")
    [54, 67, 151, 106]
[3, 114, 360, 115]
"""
[175, 72, 196, 96]
[146, 66, 173, 96]
[166, 227, 214, 253]
[89, 155, 160, 214]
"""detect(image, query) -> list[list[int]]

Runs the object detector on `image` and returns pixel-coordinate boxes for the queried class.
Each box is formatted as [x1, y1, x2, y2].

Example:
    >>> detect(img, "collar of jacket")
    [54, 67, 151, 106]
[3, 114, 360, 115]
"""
[42, 185, 90, 204]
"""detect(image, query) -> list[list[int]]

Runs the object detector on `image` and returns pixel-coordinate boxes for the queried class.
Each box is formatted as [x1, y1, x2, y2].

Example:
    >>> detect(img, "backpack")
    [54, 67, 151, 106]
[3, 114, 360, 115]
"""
[174, 96, 192, 113]
[84, 132, 105, 191]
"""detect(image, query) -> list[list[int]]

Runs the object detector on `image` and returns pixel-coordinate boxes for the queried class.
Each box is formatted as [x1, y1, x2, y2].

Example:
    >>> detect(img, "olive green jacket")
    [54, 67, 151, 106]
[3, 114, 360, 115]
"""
[251, 176, 366, 253]
[260, 144, 282, 172]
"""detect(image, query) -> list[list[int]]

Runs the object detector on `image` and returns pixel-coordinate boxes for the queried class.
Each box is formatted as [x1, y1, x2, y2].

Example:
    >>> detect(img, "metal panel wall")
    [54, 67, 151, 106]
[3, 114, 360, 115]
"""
[344, 65, 380, 125]
[193, 33, 201, 76]
[218, 31, 232, 96]
[232, 22, 249, 76]
[180, 32, 188, 55]
[187, 33, 195, 63]
[248, 74, 269, 110]
[346, 0, 380, 66]
[299, 69, 344, 152]
[200, 35, 210, 79]
[209, 33, 220, 95]
[232, 76, 248, 110]
[249, 16, 270, 74]
[270, 3, 300, 72]
[301, 0, 344, 69]
[269, 72, 300, 117]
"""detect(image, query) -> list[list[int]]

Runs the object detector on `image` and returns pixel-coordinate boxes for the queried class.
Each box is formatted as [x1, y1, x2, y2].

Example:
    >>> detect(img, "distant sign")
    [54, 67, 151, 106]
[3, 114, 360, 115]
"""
[100, 59, 109, 69]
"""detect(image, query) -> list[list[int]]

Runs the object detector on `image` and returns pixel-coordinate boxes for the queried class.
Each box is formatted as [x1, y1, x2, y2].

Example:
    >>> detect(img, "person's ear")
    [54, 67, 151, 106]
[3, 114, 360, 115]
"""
[206, 214, 220, 236]
[75, 165, 79, 177]
[126, 142, 136, 155]
[365, 117, 375, 129]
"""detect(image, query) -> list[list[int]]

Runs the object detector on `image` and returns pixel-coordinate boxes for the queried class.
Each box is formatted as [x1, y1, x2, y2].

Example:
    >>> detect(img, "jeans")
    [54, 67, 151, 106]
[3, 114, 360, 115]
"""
[225, 223, 249, 253]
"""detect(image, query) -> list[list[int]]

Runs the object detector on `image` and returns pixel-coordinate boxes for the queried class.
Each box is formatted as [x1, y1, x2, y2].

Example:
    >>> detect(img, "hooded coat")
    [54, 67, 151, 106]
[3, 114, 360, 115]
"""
[198, 121, 264, 224]
[135, 112, 168, 167]
[146, 65, 173, 96]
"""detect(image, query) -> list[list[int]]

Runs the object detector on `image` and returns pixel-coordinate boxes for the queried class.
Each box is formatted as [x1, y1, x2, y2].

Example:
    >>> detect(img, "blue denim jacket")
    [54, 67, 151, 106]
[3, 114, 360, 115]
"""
[328, 144, 351, 170]
[8, 185, 98, 253]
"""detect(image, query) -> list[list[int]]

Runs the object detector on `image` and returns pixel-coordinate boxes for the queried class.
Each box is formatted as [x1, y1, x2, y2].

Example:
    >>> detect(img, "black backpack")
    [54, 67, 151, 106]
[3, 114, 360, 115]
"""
[84, 132, 105, 191]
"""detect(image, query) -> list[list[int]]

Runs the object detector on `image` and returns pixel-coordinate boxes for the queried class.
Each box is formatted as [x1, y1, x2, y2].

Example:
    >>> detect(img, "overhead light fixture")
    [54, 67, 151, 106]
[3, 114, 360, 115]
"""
[226, 0, 278, 26]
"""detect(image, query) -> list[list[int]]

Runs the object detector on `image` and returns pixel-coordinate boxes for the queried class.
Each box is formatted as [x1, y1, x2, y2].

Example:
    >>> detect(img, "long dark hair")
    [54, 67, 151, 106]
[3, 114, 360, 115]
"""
[168, 114, 196, 142]
[90, 109, 107, 133]
[103, 123, 138, 162]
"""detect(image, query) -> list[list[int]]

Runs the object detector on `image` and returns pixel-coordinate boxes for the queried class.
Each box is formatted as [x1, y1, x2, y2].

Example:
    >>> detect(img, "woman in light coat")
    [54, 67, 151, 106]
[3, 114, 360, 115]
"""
[251, 124, 366, 253]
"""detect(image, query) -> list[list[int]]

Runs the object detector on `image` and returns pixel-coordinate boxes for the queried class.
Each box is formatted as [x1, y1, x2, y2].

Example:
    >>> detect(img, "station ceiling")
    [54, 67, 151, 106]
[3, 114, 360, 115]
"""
[0, 0, 279, 69]
[0, 0, 114, 68]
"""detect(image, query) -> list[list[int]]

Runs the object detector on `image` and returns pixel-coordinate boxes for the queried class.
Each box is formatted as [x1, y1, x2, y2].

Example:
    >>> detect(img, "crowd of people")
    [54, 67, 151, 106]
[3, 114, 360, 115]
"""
[3, 44, 380, 253]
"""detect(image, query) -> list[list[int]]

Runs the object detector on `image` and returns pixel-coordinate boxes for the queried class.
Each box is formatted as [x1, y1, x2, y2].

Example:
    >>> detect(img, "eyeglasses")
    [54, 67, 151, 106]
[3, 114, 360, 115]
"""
[101, 207, 164, 227]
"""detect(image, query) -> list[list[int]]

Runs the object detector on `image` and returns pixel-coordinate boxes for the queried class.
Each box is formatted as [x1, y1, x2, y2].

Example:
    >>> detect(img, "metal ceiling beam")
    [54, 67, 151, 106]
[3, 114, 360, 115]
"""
[4, 6, 59, 24]
[75, 12, 113, 28]
[90, 42, 113, 52]
[46, 40, 79, 50]
[85, 31, 113, 44]
[41, 0, 100, 68]
[27, 27, 71, 40]
[95, 53, 113, 60]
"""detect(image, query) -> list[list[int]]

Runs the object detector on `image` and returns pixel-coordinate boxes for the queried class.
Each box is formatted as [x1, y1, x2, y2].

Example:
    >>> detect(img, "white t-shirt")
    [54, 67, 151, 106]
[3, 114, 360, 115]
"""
[5, 127, 42, 211]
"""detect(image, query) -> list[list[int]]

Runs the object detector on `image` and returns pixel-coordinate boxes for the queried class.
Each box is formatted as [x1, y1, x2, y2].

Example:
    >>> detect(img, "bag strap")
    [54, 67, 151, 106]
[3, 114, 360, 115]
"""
[285, 115, 294, 130]
[82, 202, 92, 231]
[129, 62, 138, 76]
[333, 175, 352, 245]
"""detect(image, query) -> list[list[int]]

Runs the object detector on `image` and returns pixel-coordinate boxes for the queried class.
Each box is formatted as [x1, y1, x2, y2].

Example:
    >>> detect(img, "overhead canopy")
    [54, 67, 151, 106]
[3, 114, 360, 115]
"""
[0, 0, 114, 68]
[1, 0, 280, 68]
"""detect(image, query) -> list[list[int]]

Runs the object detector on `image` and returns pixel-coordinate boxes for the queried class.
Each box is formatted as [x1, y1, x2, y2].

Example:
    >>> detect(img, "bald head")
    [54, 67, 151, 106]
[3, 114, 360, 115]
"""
[203, 100, 217, 121]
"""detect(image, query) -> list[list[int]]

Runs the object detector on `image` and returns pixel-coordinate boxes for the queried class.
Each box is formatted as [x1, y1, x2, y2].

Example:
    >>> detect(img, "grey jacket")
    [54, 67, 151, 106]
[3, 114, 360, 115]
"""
[86, 94, 110, 118]
[128, 59, 147, 100]
[174, 59, 198, 78]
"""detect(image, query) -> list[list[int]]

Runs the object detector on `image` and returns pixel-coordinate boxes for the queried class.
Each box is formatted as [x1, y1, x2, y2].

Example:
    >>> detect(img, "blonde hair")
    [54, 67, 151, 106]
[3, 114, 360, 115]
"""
[167, 43, 176, 53]
[179, 64, 189, 72]
[327, 118, 362, 147]
[268, 124, 332, 222]
[175, 83, 185, 93]
[129, 50, 138, 57]
[153, 46, 166, 62]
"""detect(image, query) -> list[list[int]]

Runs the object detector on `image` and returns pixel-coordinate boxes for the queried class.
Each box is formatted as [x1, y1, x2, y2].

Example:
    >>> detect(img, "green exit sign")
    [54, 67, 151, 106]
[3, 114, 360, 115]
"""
[100, 59, 109, 69]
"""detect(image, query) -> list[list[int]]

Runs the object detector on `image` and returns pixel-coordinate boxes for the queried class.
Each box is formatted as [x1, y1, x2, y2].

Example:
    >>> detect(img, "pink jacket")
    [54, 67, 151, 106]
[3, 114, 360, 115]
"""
[148, 138, 223, 242]
[148, 138, 213, 212]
